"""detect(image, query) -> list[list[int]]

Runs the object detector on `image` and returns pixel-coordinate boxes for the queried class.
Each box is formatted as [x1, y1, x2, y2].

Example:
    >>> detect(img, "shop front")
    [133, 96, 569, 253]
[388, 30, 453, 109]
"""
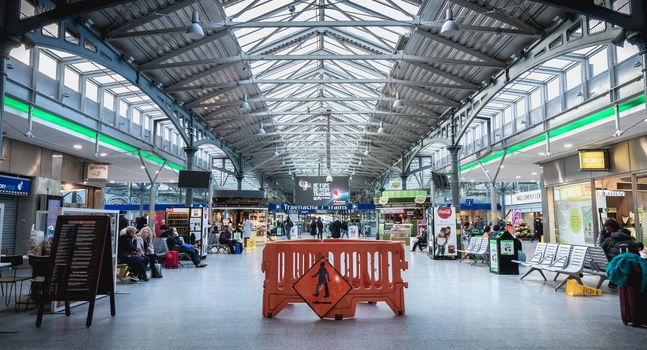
[267, 203, 376, 238]
[375, 190, 429, 244]
[543, 136, 647, 246]
[212, 190, 268, 243]
[504, 190, 542, 240]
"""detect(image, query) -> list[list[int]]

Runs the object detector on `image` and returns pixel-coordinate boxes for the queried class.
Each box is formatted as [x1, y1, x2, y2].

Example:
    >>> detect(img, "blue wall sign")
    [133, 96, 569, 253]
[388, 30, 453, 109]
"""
[0, 175, 31, 196]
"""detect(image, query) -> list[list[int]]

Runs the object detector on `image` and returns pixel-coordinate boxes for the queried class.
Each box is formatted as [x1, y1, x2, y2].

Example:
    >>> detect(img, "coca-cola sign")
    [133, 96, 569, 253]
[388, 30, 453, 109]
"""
[437, 207, 452, 219]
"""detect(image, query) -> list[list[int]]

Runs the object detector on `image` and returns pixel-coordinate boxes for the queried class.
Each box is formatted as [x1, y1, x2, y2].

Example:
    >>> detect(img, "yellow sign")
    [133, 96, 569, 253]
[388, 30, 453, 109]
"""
[579, 150, 609, 171]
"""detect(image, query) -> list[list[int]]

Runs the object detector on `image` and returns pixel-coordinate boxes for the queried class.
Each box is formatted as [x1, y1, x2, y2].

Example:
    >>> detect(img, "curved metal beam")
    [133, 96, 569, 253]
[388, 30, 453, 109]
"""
[22, 19, 261, 179]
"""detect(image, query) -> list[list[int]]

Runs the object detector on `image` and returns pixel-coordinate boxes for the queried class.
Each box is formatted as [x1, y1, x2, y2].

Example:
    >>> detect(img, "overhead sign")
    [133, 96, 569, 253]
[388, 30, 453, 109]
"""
[294, 176, 350, 206]
[0, 175, 31, 196]
[269, 203, 374, 211]
[579, 149, 609, 171]
[506, 190, 542, 205]
[387, 180, 402, 190]
[86, 163, 109, 180]
[292, 257, 352, 318]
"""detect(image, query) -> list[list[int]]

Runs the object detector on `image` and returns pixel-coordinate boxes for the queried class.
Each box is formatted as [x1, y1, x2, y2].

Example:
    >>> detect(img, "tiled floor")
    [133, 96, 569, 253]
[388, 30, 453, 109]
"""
[1, 242, 646, 349]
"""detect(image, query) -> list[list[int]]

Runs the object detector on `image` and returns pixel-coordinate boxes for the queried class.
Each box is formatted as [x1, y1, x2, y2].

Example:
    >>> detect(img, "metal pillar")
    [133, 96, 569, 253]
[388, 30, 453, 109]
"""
[490, 182, 499, 224]
[446, 146, 461, 209]
[400, 175, 408, 190]
[0, 34, 22, 157]
[627, 33, 647, 243]
[236, 176, 244, 191]
[184, 146, 198, 207]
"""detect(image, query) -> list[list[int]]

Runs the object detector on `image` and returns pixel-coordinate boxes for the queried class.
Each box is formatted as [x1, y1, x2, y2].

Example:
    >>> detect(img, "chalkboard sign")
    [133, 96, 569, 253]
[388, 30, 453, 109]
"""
[36, 215, 115, 328]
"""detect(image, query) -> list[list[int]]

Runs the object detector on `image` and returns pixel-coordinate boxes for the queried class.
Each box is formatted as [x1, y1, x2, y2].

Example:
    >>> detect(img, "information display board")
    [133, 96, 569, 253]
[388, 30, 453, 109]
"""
[294, 176, 350, 206]
[36, 215, 115, 328]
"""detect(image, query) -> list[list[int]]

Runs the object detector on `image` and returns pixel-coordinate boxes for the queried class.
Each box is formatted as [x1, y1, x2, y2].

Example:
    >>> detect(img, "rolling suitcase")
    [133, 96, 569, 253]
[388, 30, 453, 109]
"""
[164, 250, 180, 268]
[233, 242, 243, 254]
[618, 264, 647, 327]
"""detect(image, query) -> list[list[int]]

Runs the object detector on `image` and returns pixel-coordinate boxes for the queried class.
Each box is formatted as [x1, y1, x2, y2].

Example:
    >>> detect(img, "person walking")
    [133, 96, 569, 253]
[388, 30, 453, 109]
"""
[284, 217, 294, 240]
[531, 217, 543, 243]
[316, 217, 324, 239]
[243, 217, 253, 247]
[331, 217, 342, 238]
[309, 218, 317, 237]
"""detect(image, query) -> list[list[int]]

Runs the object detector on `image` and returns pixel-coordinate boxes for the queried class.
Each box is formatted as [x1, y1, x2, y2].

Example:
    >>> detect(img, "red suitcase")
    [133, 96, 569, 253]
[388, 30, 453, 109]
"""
[164, 250, 180, 269]
[618, 265, 647, 327]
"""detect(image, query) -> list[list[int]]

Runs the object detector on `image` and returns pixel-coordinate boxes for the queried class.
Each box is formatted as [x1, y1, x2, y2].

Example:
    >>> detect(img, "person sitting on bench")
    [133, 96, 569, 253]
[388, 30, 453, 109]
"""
[118, 226, 149, 281]
[411, 227, 428, 252]
[166, 227, 207, 268]
[219, 227, 236, 254]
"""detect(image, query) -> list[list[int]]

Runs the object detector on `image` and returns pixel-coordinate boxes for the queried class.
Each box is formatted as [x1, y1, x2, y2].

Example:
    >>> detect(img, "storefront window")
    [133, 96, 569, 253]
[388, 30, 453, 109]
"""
[552, 182, 594, 245]
[594, 177, 636, 238]
[636, 176, 647, 246]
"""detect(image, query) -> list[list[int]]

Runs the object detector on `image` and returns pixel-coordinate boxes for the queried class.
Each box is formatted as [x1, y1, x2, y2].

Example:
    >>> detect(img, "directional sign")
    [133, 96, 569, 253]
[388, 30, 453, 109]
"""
[292, 257, 352, 319]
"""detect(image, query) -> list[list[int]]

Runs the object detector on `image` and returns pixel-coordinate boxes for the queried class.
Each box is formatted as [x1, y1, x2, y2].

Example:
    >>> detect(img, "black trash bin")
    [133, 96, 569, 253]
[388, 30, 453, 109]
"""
[489, 231, 522, 275]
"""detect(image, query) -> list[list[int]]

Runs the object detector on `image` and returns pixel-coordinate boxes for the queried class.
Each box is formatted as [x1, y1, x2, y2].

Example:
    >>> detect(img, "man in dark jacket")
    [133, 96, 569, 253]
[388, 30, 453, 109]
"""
[316, 218, 324, 239]
[531, 217, 543, 243]
[602, 228, 636, 260]
[166, 227, 207, 267]
[331, 218, 342, 238]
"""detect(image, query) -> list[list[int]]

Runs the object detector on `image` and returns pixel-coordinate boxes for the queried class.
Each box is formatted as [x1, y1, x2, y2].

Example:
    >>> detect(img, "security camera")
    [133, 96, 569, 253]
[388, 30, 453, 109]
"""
[288, 4, 296, 13]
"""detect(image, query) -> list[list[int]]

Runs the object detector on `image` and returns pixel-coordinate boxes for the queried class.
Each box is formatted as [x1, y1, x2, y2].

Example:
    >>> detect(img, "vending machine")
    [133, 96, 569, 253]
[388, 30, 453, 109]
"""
[165, 207, 210, 257]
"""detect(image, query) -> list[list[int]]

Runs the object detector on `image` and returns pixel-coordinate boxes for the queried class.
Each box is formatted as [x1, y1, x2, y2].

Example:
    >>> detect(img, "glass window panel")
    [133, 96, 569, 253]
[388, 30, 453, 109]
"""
[615, 44, 638, 64]
[104, 91, 115, 111]
[546, 78, 559, 101]
[589, 48, 608, 76]
[10, 45, 30, 65]
[85, 81, 98, 102]
[119, 100, 128, 117]
[530, 89, 542, 109]
[565, 64, 582, 90]
[132, 109, 141, 125]
[38, 51, 58, 79]
[64, 67, 79, 91]
[144, 115, 151, 130]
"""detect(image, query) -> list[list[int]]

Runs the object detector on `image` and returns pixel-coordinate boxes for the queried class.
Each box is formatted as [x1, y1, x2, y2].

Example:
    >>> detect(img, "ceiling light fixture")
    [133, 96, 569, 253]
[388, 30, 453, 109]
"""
[392, 92, 403, 109]
[364, 146, 369, 156]
[258, 121, 266, 135]
[99, 152, 108, 157]
[564, 143, 573, 148]
[240, 94, 250, 111]
[186, 9, 205, 40]
[377, 121, 384, 134]
[73, 144, 82, 149]
[273, 147, 280, 157]
[326, 170, 333, 183]
[140, 166, 146, 169]
[358, 158, 362, 166]
[531, 172, 537, 175]
[440, 8, 459, 36]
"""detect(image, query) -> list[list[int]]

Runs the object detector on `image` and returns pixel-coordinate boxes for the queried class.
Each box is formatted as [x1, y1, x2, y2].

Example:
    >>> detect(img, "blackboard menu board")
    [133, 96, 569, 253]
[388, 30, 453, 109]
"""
[37, 215, 114, 327]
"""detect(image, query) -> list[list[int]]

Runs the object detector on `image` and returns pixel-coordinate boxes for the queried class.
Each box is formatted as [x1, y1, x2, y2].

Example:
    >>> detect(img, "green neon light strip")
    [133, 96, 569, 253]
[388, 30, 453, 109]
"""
[459, 94, 646, 173]
[4, 96, 184, 171]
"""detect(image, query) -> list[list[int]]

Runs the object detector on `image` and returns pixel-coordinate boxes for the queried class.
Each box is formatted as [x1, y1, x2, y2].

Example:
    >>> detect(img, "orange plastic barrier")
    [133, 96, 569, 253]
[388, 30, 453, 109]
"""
[261, 239, 408, 319]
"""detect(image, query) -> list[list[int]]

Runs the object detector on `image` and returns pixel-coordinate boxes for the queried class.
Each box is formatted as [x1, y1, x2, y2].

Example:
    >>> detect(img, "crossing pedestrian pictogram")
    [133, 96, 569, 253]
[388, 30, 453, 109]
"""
[292, 257, 352, 318]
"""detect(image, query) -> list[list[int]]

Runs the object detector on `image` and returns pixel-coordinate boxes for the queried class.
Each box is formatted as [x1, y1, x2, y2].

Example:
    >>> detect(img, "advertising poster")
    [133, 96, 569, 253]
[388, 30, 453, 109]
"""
[349, 226, 359, 239]
[433, 206, 457, 257]
[417, 220, 428, 238]
[489, 240, 499, 273]
[500, 240, 514, 255]
[511, 209, 522, 227]
[294, 176, 350, 206]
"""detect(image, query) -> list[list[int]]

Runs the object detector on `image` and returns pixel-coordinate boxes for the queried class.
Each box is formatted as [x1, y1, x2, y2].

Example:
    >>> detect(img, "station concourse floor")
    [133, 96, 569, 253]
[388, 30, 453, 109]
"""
[1, 241, 646, 349]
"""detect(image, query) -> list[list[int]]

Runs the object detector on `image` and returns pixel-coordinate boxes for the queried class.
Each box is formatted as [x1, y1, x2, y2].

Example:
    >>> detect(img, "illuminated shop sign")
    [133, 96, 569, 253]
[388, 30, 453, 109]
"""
[579, 149, 609, 171]
[0, 175, 31, 196]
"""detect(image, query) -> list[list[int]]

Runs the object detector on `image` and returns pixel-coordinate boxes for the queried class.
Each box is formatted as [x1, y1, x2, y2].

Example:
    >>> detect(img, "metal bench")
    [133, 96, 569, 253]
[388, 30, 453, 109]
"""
[207, 233, 230, 254]
[458, 237, 482, 263]
[583, 246, 609, 289]
[513, 242, 546, 265]
[546, 245, 589, 291]
[469, 237, 490, 266]
[519, 243, 559, 281]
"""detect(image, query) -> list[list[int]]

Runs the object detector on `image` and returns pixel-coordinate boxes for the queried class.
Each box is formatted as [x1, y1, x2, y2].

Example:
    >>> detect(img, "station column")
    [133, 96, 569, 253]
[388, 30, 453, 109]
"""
[184, 146, 198, 207]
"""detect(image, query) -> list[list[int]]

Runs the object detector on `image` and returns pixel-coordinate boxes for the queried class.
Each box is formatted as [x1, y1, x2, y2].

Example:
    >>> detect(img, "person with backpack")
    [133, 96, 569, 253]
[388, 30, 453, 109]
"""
[602, 228, 638, 260]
